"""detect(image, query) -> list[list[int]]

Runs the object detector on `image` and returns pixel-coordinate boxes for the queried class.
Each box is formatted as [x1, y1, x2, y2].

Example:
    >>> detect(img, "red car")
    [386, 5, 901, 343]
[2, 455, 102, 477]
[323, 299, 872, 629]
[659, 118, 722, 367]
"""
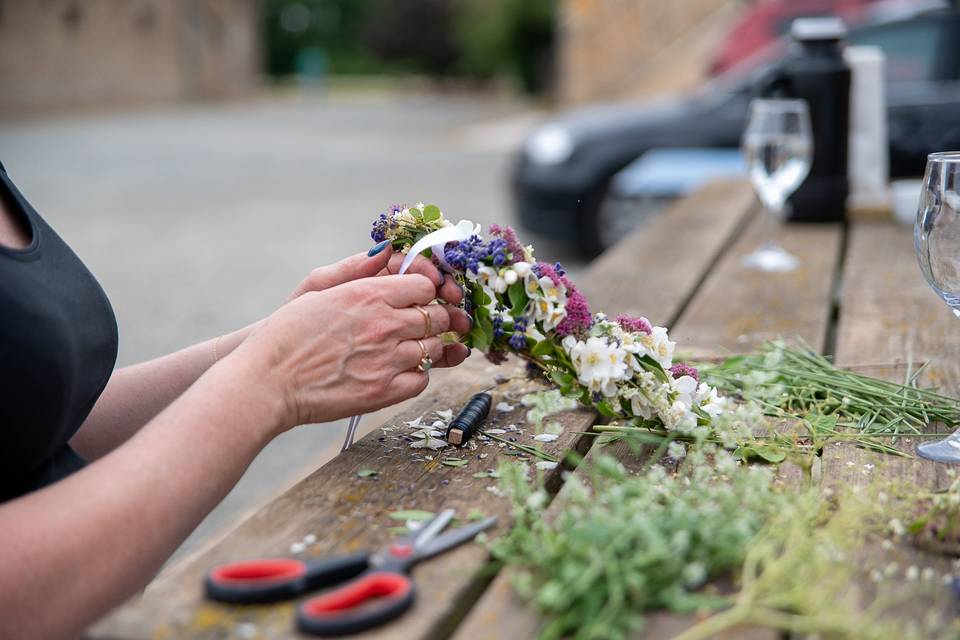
[709, 0, 882, 76]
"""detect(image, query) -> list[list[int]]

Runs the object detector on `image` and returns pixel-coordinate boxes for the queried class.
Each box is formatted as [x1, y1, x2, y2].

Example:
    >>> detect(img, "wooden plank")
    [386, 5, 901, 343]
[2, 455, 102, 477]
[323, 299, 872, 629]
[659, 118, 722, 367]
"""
[819, 220, 960, 629]
[454, 440, 784, 640]
[89, 356, 597, 640]
[669, 215, 842, 357]
[578, 179, 757, 327]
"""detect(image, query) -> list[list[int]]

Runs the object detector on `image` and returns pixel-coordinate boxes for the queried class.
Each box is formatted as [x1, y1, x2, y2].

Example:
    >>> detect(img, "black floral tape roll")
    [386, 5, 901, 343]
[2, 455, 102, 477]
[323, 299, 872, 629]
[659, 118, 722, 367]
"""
[446, 393, 492, 446]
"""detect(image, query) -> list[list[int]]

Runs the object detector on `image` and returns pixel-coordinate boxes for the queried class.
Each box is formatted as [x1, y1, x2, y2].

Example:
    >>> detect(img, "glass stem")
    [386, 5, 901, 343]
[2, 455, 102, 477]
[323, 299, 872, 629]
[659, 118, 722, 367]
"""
[763, 203, 783, 249]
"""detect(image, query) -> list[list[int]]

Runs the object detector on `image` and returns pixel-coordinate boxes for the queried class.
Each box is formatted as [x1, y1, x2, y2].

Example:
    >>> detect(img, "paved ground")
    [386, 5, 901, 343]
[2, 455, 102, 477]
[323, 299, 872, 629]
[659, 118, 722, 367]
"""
[0, 89, 585, 562]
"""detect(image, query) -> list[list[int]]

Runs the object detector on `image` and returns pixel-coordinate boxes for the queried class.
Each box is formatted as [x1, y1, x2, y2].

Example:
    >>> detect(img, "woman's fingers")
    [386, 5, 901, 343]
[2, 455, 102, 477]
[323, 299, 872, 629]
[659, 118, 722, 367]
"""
[393, 336, 445, 372]
[290, 246, 393, 299]
[433, 343, 470, 369]
[376, 274, 439, 308]
[393, 304, 470, 339]
[437, 275, 463, 305]
[384, 253, 463, 305]
[384, 371, 431, 405]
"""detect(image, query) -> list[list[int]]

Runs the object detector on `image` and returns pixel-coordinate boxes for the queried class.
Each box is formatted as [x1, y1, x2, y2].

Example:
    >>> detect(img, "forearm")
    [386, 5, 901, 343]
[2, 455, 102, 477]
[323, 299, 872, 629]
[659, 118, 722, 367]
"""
[72, 322, 259, 459]
[0, 355, 284, 640]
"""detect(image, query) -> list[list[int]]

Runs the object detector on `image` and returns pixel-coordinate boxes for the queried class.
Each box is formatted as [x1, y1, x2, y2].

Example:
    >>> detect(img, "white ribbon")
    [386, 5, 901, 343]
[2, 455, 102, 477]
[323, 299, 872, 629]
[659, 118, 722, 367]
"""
[398, 221, 479, 275]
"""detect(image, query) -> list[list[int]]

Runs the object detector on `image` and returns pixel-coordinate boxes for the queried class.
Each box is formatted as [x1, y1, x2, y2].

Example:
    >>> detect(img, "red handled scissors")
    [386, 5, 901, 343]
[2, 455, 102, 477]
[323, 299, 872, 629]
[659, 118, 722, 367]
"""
[204, 509, 497, 636]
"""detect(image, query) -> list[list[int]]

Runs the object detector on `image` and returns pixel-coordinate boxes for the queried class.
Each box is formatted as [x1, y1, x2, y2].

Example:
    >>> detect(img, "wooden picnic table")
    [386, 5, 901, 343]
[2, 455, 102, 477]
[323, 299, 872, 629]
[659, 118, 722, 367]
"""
[90, 180, 960, 639]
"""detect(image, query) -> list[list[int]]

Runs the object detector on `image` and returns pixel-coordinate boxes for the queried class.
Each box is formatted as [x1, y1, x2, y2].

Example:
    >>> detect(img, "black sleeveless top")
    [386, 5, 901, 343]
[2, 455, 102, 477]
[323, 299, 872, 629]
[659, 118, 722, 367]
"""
[0, 162, 118, 502]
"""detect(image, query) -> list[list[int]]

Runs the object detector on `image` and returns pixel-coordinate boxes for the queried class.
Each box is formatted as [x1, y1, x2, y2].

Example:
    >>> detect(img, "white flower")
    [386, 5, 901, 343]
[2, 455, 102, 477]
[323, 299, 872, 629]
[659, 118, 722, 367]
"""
[504, 269, 518, 285]
[566, 336, 629, 397]
[672, 375, 699, 410]
[639, 326, 675, 369]
[531, 295, 567, 331]
[694, 383, 727, 418]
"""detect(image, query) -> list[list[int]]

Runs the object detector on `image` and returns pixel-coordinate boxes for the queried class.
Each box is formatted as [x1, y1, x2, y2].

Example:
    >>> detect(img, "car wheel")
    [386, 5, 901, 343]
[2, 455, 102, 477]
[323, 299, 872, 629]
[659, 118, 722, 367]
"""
[577, 184, 668, 258]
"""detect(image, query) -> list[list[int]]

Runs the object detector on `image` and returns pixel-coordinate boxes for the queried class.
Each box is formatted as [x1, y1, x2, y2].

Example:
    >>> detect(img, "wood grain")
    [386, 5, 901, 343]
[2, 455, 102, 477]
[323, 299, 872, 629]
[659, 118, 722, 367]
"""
[89, 357, 596, 640]
[669, 214, 842, 357]
[578, 179, 757, 327]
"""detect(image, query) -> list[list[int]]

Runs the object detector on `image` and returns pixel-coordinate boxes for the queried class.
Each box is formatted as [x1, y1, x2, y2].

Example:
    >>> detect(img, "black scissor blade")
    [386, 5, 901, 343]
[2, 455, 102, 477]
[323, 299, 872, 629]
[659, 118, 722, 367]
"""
[416, 517, 497, 561]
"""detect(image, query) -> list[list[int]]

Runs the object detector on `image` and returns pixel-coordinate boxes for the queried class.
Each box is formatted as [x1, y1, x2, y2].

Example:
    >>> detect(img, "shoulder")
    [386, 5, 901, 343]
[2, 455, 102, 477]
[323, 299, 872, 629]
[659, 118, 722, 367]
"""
[0, 160, 5, 173]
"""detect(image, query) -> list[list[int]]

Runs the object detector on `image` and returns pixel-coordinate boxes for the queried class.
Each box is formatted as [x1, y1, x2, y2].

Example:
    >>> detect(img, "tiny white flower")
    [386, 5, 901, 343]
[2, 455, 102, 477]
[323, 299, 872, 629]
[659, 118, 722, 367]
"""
[534, 433, 559, 442]
[922, 567, 936, 581]
[290, 542, 306, 554]
[303, 533, 317, 545]
[906, 565, 919, 581]
[535, 461, 558, 470]
[504, 269, 518, 285]
[667, 441, 687, 460]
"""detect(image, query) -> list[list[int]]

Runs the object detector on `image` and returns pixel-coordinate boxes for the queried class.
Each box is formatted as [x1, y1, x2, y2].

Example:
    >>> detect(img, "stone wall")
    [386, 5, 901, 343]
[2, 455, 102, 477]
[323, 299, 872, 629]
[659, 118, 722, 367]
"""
[558, 0, 743, 104]
[0, 0, 260, 115]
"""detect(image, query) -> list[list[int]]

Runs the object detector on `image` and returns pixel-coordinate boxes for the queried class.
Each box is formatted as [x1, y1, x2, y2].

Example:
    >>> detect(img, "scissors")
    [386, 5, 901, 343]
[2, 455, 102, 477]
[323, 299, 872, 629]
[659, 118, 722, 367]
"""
[204, 509, 497, 636]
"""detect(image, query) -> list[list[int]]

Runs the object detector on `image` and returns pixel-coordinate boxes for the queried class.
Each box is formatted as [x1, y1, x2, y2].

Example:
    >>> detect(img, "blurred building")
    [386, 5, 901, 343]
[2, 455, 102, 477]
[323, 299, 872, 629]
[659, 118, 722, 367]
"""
[0, 0, 261, 115]
[558, 0, 742, 104]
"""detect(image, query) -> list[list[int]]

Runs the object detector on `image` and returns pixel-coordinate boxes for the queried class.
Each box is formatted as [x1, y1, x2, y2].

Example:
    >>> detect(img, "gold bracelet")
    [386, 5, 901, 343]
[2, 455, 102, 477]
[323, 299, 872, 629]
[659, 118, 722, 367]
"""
[213, 335, 224, 364]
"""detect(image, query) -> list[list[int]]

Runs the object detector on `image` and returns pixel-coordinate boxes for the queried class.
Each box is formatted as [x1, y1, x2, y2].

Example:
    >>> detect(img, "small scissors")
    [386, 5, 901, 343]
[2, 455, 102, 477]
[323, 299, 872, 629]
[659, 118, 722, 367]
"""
[204, 509, 497, 636]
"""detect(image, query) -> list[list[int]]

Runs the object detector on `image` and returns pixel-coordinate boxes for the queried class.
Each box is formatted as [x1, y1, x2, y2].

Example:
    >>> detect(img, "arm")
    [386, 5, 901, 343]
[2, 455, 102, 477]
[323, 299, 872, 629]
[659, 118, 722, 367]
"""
[1, 272, 469, 640]
[72, 246, 463, 460]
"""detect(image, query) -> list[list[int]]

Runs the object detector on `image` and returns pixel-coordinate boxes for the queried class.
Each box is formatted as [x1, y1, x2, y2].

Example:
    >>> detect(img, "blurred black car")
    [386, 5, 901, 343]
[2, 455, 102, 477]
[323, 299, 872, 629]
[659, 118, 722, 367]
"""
[513, 5, 960, 256]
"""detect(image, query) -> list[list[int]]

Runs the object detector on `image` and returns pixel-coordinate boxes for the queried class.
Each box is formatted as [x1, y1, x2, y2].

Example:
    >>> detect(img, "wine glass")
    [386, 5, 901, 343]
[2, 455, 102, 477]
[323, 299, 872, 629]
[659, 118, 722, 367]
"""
[915, 151, 960, 462]
[741, 98, 813, 272]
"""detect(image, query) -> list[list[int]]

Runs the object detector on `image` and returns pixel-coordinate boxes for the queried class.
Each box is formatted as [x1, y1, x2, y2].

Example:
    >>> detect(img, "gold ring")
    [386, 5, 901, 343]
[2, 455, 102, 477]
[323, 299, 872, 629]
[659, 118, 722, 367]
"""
[415, 305, 432, 337]
[416, 339, 433, 372]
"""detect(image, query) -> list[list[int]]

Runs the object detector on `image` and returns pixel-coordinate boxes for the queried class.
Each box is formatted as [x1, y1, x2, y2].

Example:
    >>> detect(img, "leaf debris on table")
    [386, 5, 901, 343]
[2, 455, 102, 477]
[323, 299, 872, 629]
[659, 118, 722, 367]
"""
[356, 469, 379, 478]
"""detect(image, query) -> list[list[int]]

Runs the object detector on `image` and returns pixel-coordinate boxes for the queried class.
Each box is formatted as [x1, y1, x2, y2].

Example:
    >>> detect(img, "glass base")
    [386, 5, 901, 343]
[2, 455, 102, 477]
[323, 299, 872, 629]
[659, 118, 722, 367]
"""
[917, 430, 960, 464]
[741, 244, 798, 272]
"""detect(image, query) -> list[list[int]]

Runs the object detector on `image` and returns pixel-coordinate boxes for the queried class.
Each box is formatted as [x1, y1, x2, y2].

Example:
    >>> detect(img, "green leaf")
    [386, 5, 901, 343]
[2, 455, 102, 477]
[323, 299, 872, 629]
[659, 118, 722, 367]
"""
[507, 281, 529, 316]
[467, 509, 487, 521]
[550, 371, 575, 387]
[422, 204, 441, 221]
[356, 469, 379, 478]
[637, 355, 671, 384]
[467, 323, 490, 351]
[595, 400, 618, 418]
[472, 470, 500, 479]
[532, 340, 555, 357]
[389, 509, 435, 521]
[733, 445, 786, 464]
[441, 458, 469, 467]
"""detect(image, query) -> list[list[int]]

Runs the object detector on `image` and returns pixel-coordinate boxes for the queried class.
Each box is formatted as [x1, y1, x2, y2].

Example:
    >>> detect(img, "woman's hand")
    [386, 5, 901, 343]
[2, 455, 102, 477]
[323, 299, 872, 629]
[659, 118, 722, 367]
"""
[289, 243, 464, 306]
[239, 273, 471, 434]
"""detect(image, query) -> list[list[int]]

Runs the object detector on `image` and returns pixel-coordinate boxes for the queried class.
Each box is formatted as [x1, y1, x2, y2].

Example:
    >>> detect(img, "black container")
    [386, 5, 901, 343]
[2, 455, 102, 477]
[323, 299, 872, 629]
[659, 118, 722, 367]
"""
[764, 18, 851, 223]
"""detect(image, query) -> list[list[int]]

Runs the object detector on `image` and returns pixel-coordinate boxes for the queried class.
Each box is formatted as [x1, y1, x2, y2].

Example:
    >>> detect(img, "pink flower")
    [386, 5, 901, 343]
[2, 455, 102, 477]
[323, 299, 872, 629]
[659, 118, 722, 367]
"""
[669, 363, 700, 383]
[490, 224, 526, 262]
[556, 288, 592, 338]
[533, 262, 563, 287]
[616, 314, 652, 335]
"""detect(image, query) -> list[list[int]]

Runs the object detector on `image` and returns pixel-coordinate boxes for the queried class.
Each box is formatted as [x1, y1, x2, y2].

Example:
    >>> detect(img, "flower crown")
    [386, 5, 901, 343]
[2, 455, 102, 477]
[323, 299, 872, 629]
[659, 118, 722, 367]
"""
[372, 203, 728, 437]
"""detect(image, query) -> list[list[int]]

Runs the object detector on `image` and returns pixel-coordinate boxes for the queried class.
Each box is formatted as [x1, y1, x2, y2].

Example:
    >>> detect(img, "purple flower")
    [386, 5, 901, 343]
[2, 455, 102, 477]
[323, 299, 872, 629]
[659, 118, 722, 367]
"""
[554, 262, 566, 277]
[508, 317, 529, 351]
[616, 314, 653, 335]
[555, 288, 592, 338]
[492, 315, 504, 339]
[489, 224, 526, 262]
[669, 363, 700, 383]
[370, 212, 389, 242]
